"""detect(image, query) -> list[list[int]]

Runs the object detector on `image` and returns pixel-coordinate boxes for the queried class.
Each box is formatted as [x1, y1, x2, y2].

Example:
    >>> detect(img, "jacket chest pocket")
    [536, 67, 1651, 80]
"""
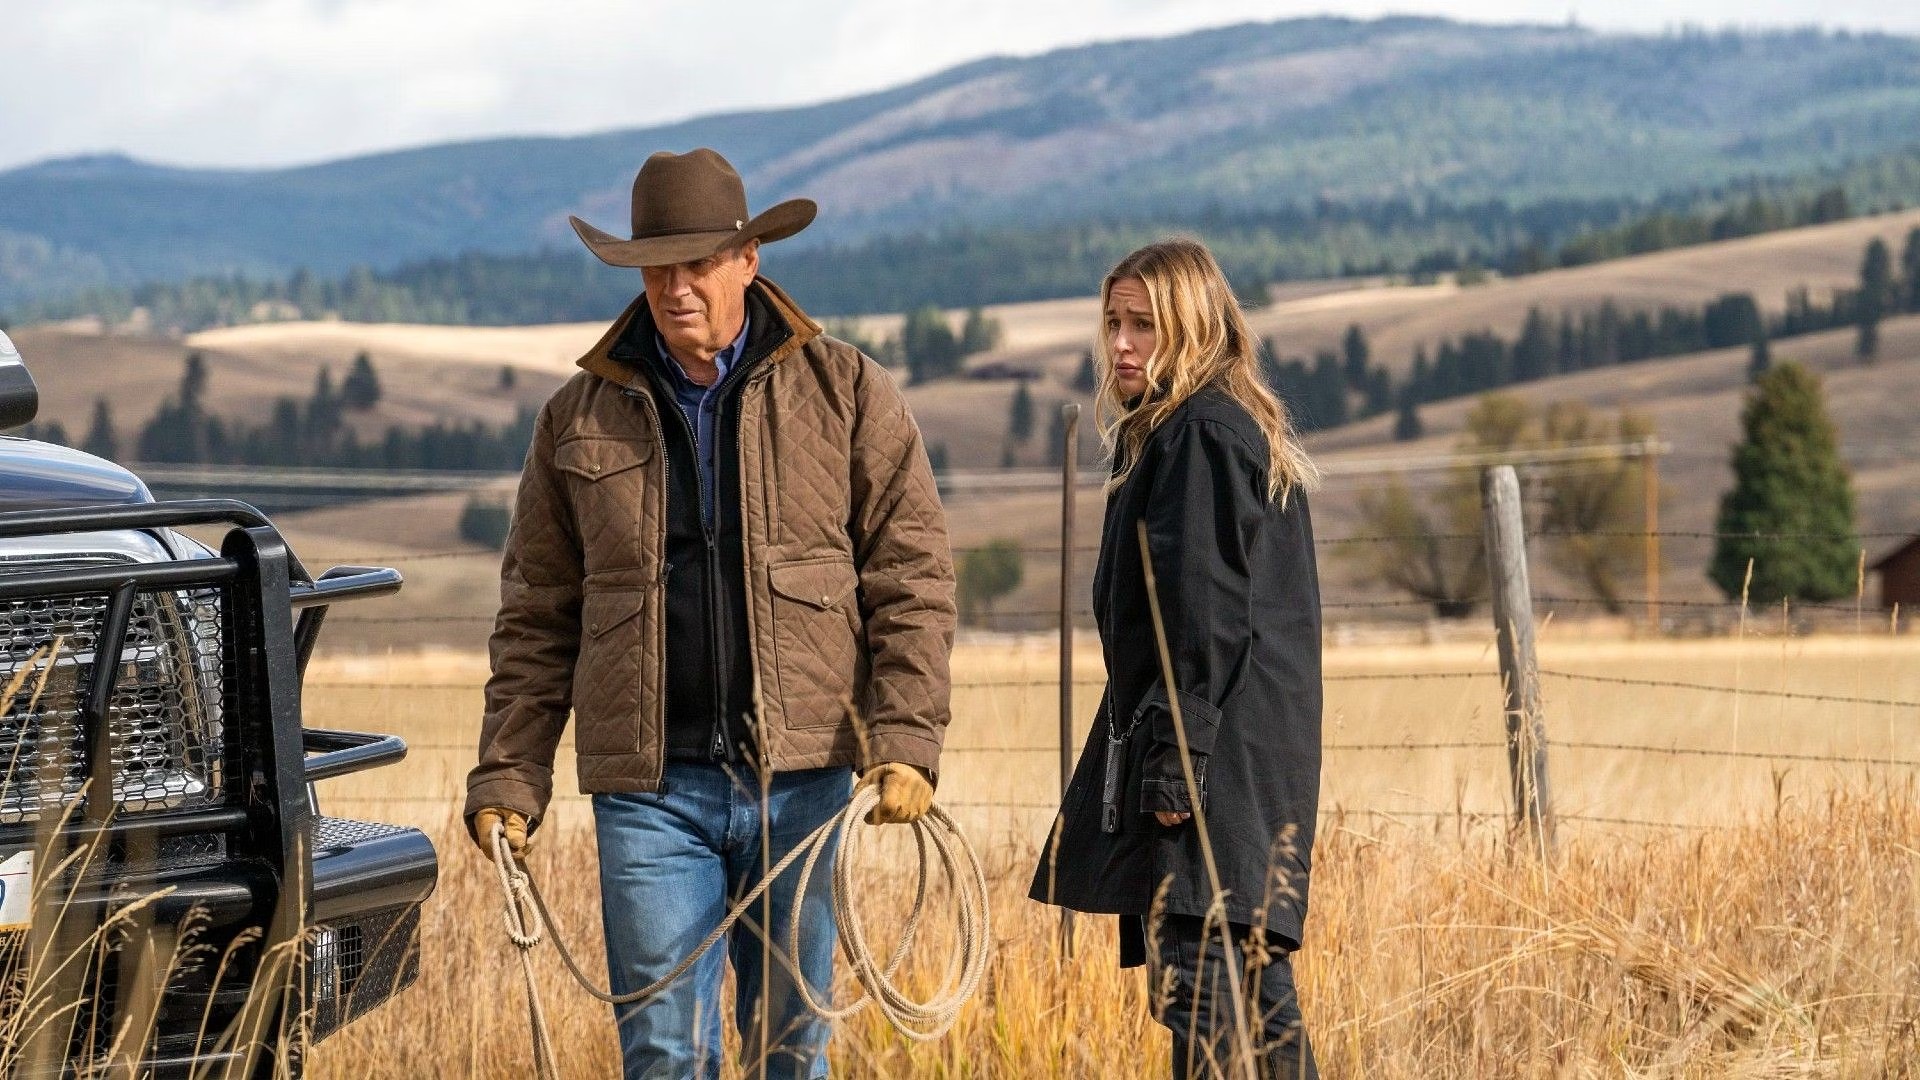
[555, 437, 656, 573]
[765, 557, 863, 730]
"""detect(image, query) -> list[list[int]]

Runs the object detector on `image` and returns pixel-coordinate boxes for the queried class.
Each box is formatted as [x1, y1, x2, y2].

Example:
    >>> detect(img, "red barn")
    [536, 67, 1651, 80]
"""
[1870, 536, 1920, 611]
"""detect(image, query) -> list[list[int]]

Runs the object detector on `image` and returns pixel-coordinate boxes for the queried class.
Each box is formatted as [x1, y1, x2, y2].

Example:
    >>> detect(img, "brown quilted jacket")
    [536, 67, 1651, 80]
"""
[464, 278, 956, 825]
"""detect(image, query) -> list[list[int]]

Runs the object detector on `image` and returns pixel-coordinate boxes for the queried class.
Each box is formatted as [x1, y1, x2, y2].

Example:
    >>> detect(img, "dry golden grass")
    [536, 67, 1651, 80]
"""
[302, 635, 1920, 835]
[296, 635, 1920, 1077]
[303, 787, 1920, 1078]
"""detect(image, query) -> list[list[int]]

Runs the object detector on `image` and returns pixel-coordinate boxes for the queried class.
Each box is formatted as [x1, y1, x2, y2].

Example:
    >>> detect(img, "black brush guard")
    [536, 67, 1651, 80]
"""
[0, 500, 438, 1078]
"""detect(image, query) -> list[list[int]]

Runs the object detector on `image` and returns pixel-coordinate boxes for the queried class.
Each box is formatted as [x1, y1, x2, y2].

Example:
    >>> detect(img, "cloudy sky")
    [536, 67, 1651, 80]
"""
[3, 0, 1915, 172]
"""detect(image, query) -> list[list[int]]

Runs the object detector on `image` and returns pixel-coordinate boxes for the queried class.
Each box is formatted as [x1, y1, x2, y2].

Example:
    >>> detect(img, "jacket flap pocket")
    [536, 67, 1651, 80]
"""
[556, 438, 652, 482]
[582, 589, 648, 639]
[768, 558, 859, 611]
[1135, 685, 1223, 756]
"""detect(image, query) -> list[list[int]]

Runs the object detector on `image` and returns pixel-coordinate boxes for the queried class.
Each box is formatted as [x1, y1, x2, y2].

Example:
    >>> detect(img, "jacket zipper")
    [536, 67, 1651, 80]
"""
[667, 356, 760, 762]
[667, 393, 723, 758]
[622, 385, 673, 781]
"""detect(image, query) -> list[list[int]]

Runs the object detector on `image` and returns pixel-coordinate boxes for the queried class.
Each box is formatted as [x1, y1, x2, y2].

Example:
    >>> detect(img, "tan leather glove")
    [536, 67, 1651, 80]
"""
[859, 762, 935, 825]
[471, 806, 530, 862]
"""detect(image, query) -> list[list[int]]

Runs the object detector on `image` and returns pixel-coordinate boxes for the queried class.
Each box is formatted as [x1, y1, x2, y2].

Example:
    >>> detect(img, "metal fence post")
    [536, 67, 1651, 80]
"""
[1056, 403, 1080, 951]
[1643, 439, 1662, 633]
[1482, 465, 1553, 852]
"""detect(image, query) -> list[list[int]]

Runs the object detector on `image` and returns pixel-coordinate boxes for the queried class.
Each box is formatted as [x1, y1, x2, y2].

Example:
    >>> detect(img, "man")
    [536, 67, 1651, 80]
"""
[465, 148, 955, 1080]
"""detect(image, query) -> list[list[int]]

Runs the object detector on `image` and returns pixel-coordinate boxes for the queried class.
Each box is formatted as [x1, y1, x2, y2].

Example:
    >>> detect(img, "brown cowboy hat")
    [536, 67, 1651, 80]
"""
[569, 148, 816, 268]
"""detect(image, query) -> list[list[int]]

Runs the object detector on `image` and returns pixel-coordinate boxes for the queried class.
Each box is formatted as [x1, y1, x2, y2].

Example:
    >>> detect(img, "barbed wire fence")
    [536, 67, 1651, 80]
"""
[295, 432, 1918, 836]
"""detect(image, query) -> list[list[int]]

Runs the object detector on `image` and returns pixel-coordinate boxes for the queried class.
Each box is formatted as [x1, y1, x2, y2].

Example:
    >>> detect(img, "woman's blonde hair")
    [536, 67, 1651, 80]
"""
[1097, 237, 1319, 503]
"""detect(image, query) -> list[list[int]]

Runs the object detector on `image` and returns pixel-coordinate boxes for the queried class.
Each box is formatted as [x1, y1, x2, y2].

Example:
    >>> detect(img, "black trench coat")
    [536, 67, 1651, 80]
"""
[1029, 385, 1322, 952]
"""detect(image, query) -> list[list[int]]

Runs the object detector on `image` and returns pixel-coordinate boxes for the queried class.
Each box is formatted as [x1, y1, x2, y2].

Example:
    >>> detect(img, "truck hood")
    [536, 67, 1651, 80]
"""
[0, 436, 152, 510]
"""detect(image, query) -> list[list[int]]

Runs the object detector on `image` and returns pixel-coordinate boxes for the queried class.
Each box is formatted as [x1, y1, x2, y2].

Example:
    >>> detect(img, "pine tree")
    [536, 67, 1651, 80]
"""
[341, 351, 382, 409]
[1341, 324, 1370, 389]
[1903, 226, 1920, 314]
[1044, 405, 1068, 468]
[1747, 331, 1771, 383]
[1231, 272, 1269, 311]
[959, 307, 1002, 355]
[1360, 366, 1393, 418]
[1703, 293, 1762, 348]
[82, 398, 117, 461]
[136, 353, 212, 463]
[1306, 351, 1348, 430]
[1857, 238, 1892, 361]
[1807, 187, 1850, 224]
[1709, 362, 1857, 603]
[901, 306, 961, 384]
[1007, 380, 1035, 444]
[1511, 307, 1554, 382]
[1071, 350, 1097, 393]
[181, 352, 208, 407]
[1391, 392, 1423, 442]
[307, 367, 342, 438]
[1409, 345, 1432, 402]
[268, 398, 303, 465]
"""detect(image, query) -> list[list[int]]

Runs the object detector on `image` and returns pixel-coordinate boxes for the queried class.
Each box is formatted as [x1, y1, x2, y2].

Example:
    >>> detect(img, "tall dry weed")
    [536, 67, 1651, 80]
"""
[305, 785, 1919, 1079]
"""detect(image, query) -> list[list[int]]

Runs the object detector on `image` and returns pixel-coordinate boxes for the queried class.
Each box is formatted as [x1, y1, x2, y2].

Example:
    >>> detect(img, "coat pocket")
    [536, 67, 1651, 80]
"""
[572, 586, 656, 755]
[766, 557, 863, 730]
[554, 436, 652, 481]
[554, 437, 656, 573]
[1135, 686, 1222, 815]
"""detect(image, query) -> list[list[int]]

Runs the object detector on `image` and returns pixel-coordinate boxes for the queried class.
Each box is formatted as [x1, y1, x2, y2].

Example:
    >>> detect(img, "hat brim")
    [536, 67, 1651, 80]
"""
[570, 198, 817, 268]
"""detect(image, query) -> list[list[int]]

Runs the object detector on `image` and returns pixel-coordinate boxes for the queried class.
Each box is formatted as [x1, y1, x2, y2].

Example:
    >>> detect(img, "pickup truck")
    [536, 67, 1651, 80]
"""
[0, 330, 439, 1077]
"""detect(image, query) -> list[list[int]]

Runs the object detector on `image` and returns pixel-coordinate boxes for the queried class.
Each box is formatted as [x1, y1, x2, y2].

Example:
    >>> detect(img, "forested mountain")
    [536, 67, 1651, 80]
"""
[4, 17, 1920, 311]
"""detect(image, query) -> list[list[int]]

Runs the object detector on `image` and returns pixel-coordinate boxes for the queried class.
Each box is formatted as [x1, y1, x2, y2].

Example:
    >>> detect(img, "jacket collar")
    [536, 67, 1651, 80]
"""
[576, 276, 821, 390]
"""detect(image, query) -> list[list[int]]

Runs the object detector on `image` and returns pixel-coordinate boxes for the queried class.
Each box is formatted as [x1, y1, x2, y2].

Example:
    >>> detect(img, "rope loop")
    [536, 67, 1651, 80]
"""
[492, 828, 546, 949]
[490, 786, 992, 1076]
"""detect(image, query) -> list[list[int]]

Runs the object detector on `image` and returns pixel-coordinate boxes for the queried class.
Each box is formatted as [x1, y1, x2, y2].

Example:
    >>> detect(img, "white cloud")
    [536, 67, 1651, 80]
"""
[2, 0, 1915, 171]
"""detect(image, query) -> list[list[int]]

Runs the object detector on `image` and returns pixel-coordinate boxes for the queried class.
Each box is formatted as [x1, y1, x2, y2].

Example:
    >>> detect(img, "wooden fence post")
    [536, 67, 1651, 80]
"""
[1482, 465, 1554, 851]
[1057, 403, 1080, 950]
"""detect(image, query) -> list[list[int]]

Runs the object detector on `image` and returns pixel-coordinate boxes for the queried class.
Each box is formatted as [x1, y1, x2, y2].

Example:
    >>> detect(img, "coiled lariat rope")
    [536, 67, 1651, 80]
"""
[491, 784, 992, 1079]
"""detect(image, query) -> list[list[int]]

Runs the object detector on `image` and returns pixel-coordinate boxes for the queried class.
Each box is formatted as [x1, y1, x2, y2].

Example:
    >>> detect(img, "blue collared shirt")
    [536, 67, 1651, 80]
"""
[656, 317, 748, 528]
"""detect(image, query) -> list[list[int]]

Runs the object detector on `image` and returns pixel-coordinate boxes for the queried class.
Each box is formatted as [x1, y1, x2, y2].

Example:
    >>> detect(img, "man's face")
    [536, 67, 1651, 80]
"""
[642, 240, 760, 361]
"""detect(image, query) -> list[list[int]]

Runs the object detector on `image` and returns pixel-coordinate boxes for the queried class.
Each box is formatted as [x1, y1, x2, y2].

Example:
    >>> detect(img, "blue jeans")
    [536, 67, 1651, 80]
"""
[593, 763, 850, 1080]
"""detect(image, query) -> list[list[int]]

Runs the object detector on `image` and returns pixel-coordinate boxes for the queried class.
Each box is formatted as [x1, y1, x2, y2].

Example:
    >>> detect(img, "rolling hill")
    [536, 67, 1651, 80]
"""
[11, 210, 1914, 645]
[14, 208, 1918, 461]
[263, 308, 1920, 651]
[5, 17, 1920, 307]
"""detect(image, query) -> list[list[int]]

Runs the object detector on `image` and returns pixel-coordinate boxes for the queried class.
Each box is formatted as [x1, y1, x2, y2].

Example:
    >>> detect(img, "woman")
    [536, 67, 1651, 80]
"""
[1030, 239, 1323, 1079]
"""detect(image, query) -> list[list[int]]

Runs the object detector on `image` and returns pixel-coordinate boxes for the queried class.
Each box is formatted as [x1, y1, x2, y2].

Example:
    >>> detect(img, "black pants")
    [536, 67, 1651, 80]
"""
[1137, 914, 1317, 1080]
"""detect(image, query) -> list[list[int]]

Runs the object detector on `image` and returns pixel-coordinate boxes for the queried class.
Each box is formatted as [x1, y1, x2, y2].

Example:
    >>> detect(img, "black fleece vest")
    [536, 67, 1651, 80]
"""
[608, 288, 793, 763]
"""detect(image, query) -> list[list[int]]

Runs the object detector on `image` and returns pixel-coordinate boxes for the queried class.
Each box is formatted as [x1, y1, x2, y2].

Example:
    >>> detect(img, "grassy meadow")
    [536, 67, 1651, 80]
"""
[298, 631, 1920, 1077]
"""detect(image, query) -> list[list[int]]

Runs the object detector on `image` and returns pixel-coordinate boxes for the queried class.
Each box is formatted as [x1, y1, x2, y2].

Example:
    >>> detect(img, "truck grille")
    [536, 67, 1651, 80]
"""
[0, 571, 229, 824]
[309, 905, 422, 1039]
